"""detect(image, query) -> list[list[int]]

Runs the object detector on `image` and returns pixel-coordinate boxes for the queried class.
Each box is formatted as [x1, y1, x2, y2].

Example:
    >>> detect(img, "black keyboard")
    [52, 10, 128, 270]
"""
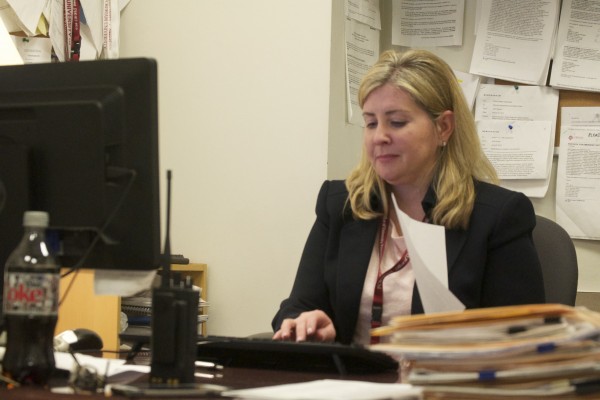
[196, 335, 399, 375]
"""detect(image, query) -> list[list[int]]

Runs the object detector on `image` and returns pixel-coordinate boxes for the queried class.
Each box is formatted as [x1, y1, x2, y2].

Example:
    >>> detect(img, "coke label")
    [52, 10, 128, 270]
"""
[3, 272, 59, 315]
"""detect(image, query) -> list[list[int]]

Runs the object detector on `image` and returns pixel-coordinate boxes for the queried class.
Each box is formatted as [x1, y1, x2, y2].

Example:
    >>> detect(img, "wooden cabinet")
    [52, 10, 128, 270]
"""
[56, 263, 207, 353]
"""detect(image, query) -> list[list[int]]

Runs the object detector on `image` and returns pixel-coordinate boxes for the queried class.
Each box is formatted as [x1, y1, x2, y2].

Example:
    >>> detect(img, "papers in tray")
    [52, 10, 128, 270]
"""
[369, 304, 600, 398]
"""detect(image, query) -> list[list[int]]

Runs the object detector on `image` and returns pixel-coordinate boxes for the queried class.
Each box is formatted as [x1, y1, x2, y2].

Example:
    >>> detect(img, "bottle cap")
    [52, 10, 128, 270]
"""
[23, 211, 49, 227]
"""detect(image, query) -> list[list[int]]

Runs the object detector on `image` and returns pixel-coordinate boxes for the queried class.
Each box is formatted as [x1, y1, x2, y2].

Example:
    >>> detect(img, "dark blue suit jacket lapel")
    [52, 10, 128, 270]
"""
[335, 218, 378, 344]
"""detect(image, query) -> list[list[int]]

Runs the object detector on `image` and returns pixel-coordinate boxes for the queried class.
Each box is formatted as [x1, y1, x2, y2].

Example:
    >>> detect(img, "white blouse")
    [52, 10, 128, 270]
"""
[352, 221, 415, 345]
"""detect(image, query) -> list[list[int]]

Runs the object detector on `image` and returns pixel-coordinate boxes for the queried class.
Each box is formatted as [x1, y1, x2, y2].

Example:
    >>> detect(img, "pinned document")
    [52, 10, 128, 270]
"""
[474, 84, 559, 197]
[556, 107, 600, 241]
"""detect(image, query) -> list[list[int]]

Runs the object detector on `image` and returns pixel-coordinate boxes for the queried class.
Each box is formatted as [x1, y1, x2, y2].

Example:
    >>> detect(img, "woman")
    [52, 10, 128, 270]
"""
[272, 49, 545, 345]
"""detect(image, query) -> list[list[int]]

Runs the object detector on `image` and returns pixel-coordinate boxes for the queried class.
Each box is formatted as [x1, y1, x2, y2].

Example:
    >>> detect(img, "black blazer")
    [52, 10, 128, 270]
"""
[272, 180, 545, 344]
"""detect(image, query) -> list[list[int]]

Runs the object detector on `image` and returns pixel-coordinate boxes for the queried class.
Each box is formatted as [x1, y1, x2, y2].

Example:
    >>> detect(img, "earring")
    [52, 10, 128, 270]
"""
[441, 141, 447, 147]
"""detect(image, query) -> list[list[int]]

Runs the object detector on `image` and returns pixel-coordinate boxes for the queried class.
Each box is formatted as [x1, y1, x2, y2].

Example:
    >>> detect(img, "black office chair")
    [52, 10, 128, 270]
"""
[532, 215, 578, 306]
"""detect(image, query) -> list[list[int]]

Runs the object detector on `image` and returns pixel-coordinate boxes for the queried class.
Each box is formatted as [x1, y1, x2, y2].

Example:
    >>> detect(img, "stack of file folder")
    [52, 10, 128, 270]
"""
[121, 288, 209, 337]
[370, 304, 600, 398]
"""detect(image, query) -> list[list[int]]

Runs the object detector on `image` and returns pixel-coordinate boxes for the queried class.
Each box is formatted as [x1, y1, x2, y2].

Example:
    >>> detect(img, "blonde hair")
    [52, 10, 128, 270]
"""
[346, 49, 497, 230]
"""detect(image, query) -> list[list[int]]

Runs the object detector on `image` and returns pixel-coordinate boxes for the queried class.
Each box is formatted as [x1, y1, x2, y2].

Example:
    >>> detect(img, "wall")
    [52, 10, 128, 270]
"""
[119, 0, 331, 336]
[328, 0, 600, 299]
[118, 0, 600, 339]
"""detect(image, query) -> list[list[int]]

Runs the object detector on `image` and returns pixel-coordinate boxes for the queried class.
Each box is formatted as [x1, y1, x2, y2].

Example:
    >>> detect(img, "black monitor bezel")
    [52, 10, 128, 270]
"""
[0, 58, 161, 273]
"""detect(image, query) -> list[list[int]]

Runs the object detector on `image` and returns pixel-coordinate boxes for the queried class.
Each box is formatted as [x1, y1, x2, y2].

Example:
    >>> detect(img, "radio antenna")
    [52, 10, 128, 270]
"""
[161, 170, 172, 287]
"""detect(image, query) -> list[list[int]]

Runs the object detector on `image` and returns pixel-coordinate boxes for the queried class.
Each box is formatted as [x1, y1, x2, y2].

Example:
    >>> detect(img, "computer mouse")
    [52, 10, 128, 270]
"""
[54, 328, 104, 352]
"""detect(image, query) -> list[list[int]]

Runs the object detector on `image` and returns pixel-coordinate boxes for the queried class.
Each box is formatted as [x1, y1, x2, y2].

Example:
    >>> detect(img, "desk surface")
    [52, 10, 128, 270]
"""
[0, 366, 398, 400]
[1, 364, 599, 399]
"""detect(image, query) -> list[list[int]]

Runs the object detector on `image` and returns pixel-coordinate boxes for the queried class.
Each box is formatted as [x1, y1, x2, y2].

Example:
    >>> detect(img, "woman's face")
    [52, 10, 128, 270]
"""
[362, 83, 451, 191]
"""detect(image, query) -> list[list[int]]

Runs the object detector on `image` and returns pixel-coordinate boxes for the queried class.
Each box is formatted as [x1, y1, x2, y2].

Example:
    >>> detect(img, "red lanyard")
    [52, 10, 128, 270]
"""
[64, 0, 81, 61]
[370, 218, 410, 344]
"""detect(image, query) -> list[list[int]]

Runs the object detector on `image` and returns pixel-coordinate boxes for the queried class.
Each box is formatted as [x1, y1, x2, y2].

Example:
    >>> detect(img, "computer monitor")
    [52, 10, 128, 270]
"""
[0, 58, 161, 302]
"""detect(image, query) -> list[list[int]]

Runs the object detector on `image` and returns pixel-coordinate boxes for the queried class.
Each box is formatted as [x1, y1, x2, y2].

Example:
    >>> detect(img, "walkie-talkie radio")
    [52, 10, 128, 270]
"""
[150, 170, 199, 385]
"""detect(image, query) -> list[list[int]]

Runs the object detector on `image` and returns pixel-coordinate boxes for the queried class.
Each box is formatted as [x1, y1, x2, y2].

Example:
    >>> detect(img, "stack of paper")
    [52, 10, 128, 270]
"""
[121, 288, 209, 336]
[370, 304, 600, 398]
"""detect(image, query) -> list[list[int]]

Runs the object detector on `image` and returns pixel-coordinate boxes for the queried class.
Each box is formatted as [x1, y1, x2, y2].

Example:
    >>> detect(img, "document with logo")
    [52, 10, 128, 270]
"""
[556, 107, 600, 241]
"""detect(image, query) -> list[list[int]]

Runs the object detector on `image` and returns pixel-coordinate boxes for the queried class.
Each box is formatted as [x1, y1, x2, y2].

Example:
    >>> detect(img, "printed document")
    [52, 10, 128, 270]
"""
[470, 0, 559, 85]
[392, 0, 465, 47]
[474, 84, 559, 197]
[345, 0, 381, 30]
[345, 17, 379, 126]
[454, 69, 480, 111]
[556, 107, 600, 240]
[11, 35, 51, 63]
[476, 120, 552, 180]
[550, 0, 600, 92]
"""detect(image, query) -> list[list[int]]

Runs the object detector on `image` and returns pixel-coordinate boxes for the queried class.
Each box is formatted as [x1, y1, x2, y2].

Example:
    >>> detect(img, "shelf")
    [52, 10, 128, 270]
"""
[56, 263, 208, 353]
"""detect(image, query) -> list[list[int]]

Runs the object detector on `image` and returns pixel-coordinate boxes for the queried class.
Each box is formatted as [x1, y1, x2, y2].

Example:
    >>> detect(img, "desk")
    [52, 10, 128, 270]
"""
[0, 364, 598, 399]
[0, 367, 396, 399]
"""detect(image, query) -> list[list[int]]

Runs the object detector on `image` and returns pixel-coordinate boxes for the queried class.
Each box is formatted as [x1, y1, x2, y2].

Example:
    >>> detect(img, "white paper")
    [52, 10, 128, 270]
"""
[469, 0, 560, 85]
[100, 0, 120, 59]
[94, 269, 156, 296]
[392, 197, 465, 314]
[79, 20, 100, 60]
[54, 351, 127, 377]
[80, 0, 103, 56]
[345, 0, 381, 30]
[119, 0, 130, 12]
[11, 34, 51, 63]
[48, 0, 65, 61]
[0, 0, 23, 33]
[476, 120, 552, 180]
[345, 18, 379, 126]
[6, 0, 46, 36]
[222, 379, 422, 400]
[392, 0, 464, 47]
[556, 107, 600, 240]
[474, 84, 559, 197]
[454, 69, 480, 111]
[550, 0, 600, 92]
[0, 16, 22, 65]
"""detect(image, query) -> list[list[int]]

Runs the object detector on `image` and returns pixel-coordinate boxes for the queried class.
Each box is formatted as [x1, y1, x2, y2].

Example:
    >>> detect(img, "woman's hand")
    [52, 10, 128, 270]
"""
[272, 310, 336, 342]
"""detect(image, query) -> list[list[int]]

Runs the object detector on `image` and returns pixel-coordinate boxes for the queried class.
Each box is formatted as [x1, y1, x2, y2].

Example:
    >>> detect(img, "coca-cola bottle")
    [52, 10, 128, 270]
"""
[2, 211, 59, 385]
